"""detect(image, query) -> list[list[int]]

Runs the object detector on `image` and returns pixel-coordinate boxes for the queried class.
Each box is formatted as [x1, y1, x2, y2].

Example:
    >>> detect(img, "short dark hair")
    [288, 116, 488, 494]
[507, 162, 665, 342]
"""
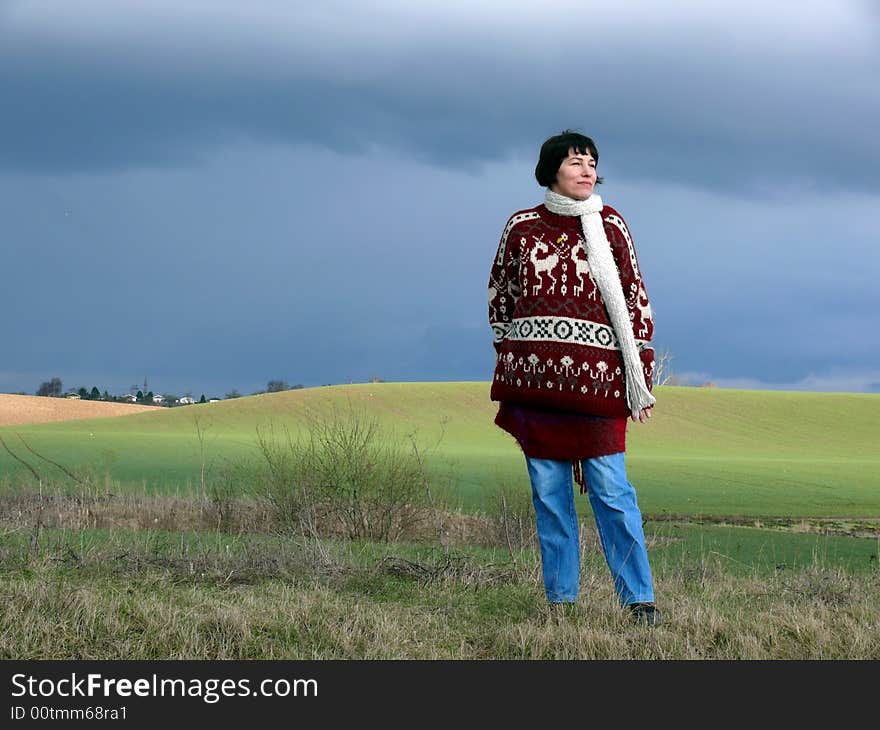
[534, 129, 604, 188]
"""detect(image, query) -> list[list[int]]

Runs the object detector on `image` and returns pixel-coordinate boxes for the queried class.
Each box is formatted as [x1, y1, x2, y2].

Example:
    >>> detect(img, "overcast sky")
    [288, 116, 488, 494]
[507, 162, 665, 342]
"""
[2, 0, 878, 397]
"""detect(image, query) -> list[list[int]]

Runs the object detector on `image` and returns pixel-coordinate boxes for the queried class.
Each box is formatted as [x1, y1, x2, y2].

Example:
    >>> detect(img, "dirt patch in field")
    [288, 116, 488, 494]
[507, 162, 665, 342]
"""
[0, 394, 161, 427]
[649, 513, 880, 539]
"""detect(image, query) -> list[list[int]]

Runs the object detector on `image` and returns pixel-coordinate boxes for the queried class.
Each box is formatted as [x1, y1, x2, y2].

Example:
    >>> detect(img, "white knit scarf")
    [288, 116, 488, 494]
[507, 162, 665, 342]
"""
[543, 189, 655, 417]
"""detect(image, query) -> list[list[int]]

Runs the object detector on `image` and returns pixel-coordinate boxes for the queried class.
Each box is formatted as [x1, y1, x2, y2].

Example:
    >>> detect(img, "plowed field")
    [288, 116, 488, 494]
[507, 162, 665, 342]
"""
[0, 394, 160, 426]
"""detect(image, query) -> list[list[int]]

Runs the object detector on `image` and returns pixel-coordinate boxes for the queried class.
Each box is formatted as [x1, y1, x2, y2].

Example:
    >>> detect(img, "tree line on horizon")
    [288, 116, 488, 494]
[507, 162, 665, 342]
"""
[17, 357, 702, 405]
[29, 377, 307, 406]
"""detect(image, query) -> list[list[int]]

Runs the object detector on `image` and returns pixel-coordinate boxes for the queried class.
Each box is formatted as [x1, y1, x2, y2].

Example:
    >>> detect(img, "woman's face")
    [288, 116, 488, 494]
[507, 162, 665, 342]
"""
[551, 148, 597, 200]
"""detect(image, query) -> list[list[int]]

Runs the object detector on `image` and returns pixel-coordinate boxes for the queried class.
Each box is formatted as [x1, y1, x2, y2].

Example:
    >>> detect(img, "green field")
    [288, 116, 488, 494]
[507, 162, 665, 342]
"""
[1, 383, 878, 518]
[3, 383, 879, 659]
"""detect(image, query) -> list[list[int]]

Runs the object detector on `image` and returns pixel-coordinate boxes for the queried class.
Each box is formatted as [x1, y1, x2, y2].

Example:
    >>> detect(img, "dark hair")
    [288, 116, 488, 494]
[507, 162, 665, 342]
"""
[534, 129, 604, 188]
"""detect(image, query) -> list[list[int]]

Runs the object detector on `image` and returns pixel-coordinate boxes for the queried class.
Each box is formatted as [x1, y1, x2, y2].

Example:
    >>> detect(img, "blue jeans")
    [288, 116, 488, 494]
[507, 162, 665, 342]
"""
[525, 452, 654, 606]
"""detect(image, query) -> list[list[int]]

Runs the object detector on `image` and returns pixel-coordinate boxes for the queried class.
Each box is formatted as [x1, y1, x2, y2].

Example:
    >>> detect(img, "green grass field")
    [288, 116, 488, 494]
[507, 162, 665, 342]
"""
[2, 383, 877, 518]
[2, 383, 878, 659]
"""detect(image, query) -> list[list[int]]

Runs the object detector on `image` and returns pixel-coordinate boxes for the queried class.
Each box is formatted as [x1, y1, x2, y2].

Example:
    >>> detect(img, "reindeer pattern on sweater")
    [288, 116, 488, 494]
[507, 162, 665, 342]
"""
[488, 203, 655, 418]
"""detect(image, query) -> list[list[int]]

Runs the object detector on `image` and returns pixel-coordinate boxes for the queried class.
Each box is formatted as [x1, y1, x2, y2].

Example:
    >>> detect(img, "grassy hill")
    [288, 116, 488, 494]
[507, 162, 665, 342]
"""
[1, 383, 878, 518]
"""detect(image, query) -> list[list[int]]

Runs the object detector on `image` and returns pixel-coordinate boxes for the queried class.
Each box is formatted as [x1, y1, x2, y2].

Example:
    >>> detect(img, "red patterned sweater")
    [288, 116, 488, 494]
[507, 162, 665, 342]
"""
[488, 202, 655, 475]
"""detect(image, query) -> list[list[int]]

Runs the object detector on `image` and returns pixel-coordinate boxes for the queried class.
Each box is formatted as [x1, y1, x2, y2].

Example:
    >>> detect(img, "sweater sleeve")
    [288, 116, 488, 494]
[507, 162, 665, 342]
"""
[488, 215, 523, 351]
[603, 209, 654, 345]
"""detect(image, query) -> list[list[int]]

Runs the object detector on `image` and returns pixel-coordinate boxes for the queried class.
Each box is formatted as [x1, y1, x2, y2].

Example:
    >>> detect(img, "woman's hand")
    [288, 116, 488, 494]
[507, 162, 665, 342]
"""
[630, 406, 653, 423]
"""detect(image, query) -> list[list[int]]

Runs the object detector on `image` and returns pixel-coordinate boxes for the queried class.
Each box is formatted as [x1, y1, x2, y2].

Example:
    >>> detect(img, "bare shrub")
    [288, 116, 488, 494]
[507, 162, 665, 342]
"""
[244, 406, 439, 542]
[243, 423, 318, 535]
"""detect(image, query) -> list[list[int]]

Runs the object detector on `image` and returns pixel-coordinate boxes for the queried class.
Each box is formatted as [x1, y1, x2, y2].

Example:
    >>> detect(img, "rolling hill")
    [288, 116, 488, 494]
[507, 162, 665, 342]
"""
[1, 384, 877, 517]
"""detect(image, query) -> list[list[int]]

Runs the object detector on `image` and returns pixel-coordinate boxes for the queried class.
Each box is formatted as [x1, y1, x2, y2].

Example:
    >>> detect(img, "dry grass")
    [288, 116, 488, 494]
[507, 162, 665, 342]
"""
[2, 535, 877, 659]
[0, 487, 506, 546]
[1, 495, 877, 659]
[0, 487, 683, 557]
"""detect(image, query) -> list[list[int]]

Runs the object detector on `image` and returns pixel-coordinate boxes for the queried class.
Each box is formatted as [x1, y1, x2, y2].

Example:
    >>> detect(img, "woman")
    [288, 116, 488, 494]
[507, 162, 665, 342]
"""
[487, 129, 660, 625]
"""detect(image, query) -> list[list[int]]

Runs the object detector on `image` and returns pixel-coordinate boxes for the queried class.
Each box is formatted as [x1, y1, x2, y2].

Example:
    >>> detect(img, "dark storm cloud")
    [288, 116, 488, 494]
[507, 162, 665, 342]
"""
[1, 1, 878, 194]
[1, 2, 878, 397]
[0, 139, 521, 395]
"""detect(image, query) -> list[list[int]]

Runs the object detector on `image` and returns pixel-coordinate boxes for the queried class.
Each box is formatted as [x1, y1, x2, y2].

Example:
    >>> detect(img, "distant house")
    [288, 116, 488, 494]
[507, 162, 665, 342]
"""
[121, 394, 138, 403]
[64, 392, 81, 399]
[177, 396, 195, 405]
[208, 398, 220, 403]
[151, 394, 165, 404]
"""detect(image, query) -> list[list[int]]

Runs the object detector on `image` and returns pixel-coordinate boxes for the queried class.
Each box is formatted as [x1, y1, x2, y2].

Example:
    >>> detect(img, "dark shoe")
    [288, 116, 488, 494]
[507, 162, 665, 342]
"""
[628, 602, 662, 626]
